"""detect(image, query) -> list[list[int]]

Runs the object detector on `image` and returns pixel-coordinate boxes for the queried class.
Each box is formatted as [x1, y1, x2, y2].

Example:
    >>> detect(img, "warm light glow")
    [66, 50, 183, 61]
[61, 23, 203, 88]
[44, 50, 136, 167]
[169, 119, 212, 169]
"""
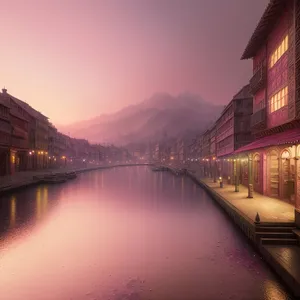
[36, 187, 42, 220]
[11, 155, 15, 164]
[10, 196, 16, 229]
[270, 35, 288, 68]
[29, 151, 32, 155]
[38, 151, 41, 155]
[41, 151, 44, 154]
[281, 150, 290, 159]
[270, 86, 288, 113]
[62, 156, 66, 159]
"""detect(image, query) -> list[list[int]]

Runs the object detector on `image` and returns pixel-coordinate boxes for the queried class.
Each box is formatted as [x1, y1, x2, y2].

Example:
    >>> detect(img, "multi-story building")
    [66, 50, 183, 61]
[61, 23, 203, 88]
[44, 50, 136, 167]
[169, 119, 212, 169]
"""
[201, 129, 212, 176]
[176, 138, 186, 162]
[216, 85, 253, 158]
[153, 142, 160, 162]
[1, 89, 30, 174]
[0, 95, 11, 175]
[232, 0, 300, 212]
[7, 92, 50, 170]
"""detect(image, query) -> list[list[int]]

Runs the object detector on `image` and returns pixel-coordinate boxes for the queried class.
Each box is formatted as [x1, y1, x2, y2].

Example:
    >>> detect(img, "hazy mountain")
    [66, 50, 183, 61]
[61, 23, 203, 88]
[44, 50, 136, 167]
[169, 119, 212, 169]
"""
[59, 92, 223, 145]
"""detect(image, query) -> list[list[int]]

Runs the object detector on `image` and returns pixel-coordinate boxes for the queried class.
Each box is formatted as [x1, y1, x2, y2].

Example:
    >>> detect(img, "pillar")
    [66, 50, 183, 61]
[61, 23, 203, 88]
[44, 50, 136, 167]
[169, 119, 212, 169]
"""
[295, 158, 300, 210]
[295, 157, 300, 226]
[248, 154, 254, 198]
[234, 159, 239, 192]
[213, 159, 217, 182]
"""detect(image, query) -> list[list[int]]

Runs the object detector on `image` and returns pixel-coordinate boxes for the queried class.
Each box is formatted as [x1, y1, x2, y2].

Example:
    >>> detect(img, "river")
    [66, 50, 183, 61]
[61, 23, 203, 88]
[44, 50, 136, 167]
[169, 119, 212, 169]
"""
[0, 166, 294, 300]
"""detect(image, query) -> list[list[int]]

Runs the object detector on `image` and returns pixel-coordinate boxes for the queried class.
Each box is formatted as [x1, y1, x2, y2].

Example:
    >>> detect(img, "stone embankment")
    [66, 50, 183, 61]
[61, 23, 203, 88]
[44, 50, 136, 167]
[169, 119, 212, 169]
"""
[161, 164, 300, 298]
[0, 163, 151, 195]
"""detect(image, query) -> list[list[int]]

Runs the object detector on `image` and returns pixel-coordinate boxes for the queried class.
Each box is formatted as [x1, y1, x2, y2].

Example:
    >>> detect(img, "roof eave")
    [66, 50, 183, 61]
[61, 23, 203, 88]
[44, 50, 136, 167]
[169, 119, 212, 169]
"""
[240, 0, 286, 61]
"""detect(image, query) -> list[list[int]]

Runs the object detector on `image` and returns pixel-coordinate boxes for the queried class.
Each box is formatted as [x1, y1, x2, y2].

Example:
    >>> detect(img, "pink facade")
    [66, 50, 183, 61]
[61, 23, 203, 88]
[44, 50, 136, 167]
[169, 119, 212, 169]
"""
[216, 103, 234, 157]
[253, 47, 266, 72]
[253, 88, 266, 112]
[252, 3, 291, 130]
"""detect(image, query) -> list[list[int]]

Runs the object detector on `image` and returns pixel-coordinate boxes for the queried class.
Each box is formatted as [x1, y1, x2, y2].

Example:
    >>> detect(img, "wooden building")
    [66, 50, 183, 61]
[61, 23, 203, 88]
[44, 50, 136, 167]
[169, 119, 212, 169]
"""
[215, 85, 253, 180]
[228, 0, 300, 214]
[0, 95, 11, 175]
[1, 89, 30, 174]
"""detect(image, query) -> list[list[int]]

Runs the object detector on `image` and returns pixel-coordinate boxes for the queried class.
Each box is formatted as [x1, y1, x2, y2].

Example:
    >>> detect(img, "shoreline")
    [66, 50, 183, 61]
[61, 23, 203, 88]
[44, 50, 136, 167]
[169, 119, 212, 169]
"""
[161, 164, 300, 298]
[0, 163, 151, 196]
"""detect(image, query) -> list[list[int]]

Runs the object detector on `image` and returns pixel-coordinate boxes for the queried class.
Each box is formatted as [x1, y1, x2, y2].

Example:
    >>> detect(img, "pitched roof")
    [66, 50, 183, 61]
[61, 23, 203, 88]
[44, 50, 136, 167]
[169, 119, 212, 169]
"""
[0, 93, 10, 107]
[11, 96, 48, 121]
[241, 0, 287, 59]
[2, 91, 48, 121]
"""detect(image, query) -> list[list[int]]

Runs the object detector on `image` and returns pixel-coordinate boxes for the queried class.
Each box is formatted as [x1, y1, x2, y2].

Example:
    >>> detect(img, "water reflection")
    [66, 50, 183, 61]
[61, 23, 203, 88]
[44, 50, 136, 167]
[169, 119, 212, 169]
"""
[9, 196, 16, 229]
[263, 279, 289, 300]
[0, 166, 294, 300]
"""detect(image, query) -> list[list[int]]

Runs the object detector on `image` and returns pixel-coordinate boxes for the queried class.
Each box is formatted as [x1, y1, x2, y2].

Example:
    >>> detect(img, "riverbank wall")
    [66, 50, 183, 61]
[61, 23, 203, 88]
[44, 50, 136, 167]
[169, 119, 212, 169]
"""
[0, 163, 151, 196]
[161, 165, 300, 298]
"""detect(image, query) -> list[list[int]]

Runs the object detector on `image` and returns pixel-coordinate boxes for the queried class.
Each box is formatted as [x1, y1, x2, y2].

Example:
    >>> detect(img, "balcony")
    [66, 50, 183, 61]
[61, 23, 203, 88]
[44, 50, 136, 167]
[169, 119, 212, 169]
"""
[11, 137, 29, 149]
[250, 61, 267, 94]
[251, 107, 267, 131]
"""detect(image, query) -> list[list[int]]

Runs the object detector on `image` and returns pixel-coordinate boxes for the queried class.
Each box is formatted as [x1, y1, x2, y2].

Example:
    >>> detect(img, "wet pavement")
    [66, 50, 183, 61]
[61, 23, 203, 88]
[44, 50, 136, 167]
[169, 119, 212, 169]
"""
[0, 166, 295, 300]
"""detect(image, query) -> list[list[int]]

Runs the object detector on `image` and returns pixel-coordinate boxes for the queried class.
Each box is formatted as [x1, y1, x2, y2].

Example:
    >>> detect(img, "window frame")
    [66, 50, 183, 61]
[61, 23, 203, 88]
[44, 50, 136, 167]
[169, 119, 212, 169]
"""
[269, 34, 289, 68]
[269, 86, 288, 114]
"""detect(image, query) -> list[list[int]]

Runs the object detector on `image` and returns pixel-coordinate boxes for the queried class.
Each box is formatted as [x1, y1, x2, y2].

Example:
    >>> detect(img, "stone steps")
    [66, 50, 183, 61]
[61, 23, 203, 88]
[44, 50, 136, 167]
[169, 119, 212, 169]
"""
[256, 226, 296, 233]
[261, 238, 299, 245]
[256, 232, 295, 239]
[256, 223, 299, 246]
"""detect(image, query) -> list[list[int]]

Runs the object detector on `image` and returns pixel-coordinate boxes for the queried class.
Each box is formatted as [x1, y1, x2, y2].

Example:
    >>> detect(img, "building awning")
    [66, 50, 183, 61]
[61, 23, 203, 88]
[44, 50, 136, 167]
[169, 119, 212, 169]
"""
[233, 128, 300, 154]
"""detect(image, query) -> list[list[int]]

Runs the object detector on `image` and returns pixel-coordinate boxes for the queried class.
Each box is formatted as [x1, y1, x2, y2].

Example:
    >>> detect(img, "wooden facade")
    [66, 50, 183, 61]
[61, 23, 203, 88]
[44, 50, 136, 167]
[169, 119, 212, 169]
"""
[0, 95, 11, 176]
[215, 85, 253, 158]
[232, 0, 300, 209]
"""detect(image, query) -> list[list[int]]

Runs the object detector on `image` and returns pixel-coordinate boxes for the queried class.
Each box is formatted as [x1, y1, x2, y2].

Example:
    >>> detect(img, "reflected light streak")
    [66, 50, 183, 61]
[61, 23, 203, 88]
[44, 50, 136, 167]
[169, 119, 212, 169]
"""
[36, 187, 42, 220]
[181, 177, 185, 202]
[263, 279, 288, 300]
[9, 196, 16, 229]
[42, 186, 48, 215]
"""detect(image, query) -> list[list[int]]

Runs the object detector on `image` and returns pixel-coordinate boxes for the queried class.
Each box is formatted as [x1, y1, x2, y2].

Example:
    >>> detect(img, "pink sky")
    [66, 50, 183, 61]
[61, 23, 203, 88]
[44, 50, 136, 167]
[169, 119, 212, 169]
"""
[0, 0, 268, 125]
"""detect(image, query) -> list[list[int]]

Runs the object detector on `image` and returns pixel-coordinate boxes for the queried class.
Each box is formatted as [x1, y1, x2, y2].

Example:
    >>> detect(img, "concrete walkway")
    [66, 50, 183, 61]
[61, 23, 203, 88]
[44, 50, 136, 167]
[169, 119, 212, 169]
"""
[200, 177, 295, 224]
[165, 162, 295, 224]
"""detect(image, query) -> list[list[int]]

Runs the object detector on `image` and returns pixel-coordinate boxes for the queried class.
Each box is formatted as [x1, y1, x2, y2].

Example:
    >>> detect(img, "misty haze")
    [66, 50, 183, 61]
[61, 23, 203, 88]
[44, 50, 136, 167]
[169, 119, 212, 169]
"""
[0, 1, 300, 300]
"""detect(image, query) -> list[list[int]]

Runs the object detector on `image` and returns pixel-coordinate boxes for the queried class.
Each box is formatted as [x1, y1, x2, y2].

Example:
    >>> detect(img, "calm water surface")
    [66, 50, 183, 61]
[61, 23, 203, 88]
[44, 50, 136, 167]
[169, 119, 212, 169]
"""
[0, 166, 294, 300]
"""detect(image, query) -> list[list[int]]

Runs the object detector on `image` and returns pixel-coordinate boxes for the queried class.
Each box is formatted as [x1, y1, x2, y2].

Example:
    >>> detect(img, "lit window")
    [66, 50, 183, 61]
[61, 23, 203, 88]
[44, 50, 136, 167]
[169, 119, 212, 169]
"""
[269, 86, 288, 113]
[270, 35, 288, 68]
